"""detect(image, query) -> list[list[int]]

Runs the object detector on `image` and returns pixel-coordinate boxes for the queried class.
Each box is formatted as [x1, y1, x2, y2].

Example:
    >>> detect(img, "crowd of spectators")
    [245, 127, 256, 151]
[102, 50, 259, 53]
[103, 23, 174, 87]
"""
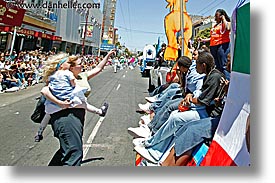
[0, 49, 103, 93]
[0, 49, 46, 93]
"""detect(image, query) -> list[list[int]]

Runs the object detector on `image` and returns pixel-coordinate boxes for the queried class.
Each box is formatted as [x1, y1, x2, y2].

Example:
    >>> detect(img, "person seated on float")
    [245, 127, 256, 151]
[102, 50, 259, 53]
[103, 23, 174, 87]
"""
[129, 49, 206, 138]
[133, 52, 225, 164]
[161, 78, 229, 166]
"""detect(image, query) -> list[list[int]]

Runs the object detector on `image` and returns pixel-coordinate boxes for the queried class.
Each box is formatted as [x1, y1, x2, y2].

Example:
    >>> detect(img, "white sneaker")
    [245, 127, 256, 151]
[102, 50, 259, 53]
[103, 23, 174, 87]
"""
[127, 125, 151, 138]
[134, 146, 158, 164]
[5, 87, 19, 92]
[132, 137, 146, 147]
[145, 96, 158, 103]
[138, 102, 151, 112]
[139, 115, 151, 126]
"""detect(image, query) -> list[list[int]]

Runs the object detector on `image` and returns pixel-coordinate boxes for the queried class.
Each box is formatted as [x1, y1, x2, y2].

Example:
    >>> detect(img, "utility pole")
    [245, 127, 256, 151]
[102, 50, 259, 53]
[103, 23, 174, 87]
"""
[82, 9, 89, 56]
[180, 0, 184, 56]
[10, 26, 17, 55]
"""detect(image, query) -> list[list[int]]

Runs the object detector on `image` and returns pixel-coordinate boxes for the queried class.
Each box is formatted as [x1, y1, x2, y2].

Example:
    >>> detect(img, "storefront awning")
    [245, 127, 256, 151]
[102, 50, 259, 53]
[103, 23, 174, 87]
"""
[0, 26, 62, 41]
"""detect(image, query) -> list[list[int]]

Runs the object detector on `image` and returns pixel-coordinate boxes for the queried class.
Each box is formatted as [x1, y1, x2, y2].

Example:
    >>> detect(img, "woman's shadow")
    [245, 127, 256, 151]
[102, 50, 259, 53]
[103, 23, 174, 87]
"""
[48, 150, 104, 166]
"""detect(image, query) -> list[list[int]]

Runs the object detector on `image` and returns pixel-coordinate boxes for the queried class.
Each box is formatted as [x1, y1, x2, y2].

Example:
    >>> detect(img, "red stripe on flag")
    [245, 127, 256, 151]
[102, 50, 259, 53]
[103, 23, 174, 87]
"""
[187, 158, 196, 166]
[200, 141, 237, 166]
[135, 154, 143, 166]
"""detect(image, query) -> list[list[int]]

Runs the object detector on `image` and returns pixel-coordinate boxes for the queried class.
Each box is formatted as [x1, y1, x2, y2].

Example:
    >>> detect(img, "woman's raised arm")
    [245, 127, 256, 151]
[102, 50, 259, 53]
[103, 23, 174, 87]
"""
[87, 49, 116, 80]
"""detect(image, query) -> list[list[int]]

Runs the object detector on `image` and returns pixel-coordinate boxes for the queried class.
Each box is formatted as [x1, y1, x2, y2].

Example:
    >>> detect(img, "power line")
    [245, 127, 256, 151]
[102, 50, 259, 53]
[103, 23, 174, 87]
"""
[126, 0, 133, 41]
[117, 26, 165, 35]
[196, 0, 218, 14]
[201, 0, 227, 16]
[118, 0, 130, 41]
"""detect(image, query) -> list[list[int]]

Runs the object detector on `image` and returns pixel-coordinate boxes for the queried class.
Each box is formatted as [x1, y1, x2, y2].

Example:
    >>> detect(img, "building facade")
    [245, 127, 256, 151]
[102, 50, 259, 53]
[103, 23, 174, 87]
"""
[100, 0, 117, 53]
[53, 0, 103, 55]
[0, 0, 103, 55]
[0, 0, 59, 52]
[192, 15, 215, 39]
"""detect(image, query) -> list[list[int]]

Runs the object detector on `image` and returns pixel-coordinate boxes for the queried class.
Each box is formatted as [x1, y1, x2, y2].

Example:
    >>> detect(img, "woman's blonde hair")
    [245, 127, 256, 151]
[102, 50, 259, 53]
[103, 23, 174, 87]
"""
[42, 53, 79, 82]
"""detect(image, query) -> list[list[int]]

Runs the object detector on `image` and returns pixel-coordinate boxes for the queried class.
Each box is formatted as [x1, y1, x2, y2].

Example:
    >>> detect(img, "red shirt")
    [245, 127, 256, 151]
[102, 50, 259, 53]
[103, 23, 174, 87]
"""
[210, 23, 230, 46]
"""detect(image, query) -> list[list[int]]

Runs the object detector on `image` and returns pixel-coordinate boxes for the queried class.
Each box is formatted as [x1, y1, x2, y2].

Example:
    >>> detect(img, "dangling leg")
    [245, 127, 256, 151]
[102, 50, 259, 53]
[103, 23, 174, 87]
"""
[76, 101, 109, 117]
[161, 147, 192, 166]
[35, 113, 51, 142]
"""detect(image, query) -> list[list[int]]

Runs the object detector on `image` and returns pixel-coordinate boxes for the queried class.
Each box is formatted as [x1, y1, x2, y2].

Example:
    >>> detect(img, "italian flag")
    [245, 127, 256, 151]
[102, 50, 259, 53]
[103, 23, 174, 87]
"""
[200, 2, 250, 166]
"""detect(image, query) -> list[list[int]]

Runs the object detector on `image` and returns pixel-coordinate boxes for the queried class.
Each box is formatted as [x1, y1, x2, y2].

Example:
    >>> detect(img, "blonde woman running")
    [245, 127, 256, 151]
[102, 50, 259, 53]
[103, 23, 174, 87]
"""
[34, 54, 108, 142]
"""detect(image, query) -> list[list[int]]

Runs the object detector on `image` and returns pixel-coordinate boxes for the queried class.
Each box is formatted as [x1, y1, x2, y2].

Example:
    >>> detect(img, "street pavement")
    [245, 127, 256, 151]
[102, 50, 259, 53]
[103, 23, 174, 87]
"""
[0, 65, 150, 166]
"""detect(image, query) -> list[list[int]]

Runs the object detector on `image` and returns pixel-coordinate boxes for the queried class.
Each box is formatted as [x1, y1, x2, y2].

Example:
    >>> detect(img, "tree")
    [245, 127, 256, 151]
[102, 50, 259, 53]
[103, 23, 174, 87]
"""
[137, 51, 143, 57]
[193, 27, 211, 49]
[116, 41, 121, 48]
[124, 48, 132, 57]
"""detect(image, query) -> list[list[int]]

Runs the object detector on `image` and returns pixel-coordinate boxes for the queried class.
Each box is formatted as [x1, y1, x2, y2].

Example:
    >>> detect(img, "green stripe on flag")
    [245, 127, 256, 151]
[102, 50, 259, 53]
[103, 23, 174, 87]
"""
[232, 3, 250, 74]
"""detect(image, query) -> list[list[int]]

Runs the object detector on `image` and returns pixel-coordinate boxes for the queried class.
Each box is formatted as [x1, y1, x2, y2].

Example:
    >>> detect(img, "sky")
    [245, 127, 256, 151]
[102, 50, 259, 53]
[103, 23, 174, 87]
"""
[101, 0, 250, 51]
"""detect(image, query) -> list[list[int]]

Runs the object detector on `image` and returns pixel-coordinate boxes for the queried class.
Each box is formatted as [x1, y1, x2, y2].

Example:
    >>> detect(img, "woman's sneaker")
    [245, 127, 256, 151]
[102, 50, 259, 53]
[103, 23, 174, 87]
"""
[99, 102, 109, 117]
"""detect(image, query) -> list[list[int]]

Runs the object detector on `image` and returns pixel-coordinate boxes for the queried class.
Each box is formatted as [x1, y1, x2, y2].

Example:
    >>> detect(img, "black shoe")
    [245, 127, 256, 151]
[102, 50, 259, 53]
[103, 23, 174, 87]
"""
[99, 102, 109, 117]
[136, 108, 146, 114]
[34, 134, 43, 142]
